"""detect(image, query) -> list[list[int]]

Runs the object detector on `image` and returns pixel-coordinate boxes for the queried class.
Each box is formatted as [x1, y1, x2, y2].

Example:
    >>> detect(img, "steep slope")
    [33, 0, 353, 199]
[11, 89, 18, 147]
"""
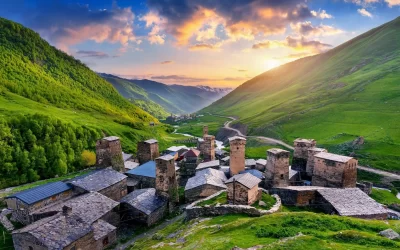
[101, 74, 231, 115]
[203, 17, 400, 171]
[0, 18, 171, 188]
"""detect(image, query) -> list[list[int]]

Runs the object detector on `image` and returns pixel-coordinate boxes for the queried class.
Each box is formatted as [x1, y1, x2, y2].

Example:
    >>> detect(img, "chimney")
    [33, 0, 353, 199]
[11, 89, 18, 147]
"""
[62, 205, 72, 216]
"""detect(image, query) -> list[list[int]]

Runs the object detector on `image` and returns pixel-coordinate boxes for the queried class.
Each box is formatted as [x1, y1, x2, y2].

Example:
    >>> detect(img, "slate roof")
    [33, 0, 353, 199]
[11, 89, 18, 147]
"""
[215, 149, 227, 156]
[7, 181, 72, 205]
[68, 168, 127, 192]
[145, 139, 158, 144]
[125, 161, 156, 178]
[221, 156, 230, 162]
[245, 159, 256, 166]
[226, 173, 261, 189]
[196, 160, 221, 171]
[124, 161, 140, 170]
[228, 136, 246, 142]
[268, 148, 289, 154]
[185, 168, 227, 191]
[14, 214, 93, 250]
[185, 149, 200, 158]
[93, 219, 116, 240]
[31, 192, 119, 225]
[240, 169, 264, 179]
[314, 152, 353, 163]
[294, 138, 315, 143]
[157, 154, 174, 161]
[277, 186, 327, 191]
[317, 188, 387, 216]
[120, 188, 167, 215]
[308, 147, 326, 153]
[103, 136, 120, 141]
[256, 159, 267, 166]
[167, 146, 189, 152]
[122, 152, 133, 162]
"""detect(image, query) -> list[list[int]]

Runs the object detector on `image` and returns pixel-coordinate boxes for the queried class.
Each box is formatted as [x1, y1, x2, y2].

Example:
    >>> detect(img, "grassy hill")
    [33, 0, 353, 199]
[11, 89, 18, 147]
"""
[203, 17, 400, 172]
[101, 74, 231, 115]
[0, 17, 181, 188]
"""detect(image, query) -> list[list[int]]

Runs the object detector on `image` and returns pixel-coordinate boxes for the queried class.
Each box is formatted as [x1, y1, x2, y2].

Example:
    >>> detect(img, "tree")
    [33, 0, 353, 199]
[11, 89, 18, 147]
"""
[81, 150, 96, 167]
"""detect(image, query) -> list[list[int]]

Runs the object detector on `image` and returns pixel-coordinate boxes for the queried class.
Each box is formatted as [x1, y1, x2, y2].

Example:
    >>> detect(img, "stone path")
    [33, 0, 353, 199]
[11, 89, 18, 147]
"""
[115, 212, 186, 250]
[210, 113, 400, 181]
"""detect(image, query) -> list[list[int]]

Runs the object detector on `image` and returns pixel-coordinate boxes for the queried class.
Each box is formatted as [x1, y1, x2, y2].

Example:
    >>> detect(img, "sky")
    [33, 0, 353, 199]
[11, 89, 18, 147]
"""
[0, 0, 399, 87]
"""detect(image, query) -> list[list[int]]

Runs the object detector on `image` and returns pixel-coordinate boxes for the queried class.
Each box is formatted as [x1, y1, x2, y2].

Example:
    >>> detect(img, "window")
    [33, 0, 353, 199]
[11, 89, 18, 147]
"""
[103, 237, 109, 246]
[280, 174, 284, 179]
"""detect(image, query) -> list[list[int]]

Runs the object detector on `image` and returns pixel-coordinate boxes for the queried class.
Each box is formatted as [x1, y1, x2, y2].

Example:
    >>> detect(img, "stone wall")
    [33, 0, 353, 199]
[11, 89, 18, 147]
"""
[96, 138, 124, 172]
[185, 184, 226, 202]
[137, 141, 159, 164]
[126, 175, 155, 192]
[270, 188, 320, 206]
[203, 135, 215, 161]
[99, 179, 127, 201]
[229, 138, 246, 175]
[312, 157, 357, 188]
[292, 139, 316, 174]
[120, 202, 167, 226]
[147, 203, 168, 226]
[185, 190, 281, 220]
[155, 157, 178, 202]
[265, 149, 290, 189]
[306, 148, 327, 178]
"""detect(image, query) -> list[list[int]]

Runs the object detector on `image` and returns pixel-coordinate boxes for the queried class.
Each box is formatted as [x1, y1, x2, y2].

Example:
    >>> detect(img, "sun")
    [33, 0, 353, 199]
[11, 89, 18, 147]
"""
[263, 59, 282, 71]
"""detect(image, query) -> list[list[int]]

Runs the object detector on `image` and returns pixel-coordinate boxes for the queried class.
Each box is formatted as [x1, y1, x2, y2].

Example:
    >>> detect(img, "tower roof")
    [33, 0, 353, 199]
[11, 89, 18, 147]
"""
[229, 136, 246, 142]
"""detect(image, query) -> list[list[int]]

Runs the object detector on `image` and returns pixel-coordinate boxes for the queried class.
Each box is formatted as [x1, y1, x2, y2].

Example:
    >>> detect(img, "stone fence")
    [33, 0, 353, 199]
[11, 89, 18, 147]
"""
[185, 189, 281, 220]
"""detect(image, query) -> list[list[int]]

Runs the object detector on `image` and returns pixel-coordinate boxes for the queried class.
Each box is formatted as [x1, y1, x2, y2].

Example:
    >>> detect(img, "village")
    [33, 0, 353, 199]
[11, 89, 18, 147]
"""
[2, 125, 398, 250]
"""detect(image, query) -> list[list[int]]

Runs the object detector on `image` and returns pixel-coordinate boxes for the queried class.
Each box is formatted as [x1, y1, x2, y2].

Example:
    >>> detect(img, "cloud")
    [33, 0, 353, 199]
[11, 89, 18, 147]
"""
[345, 0, 380, 7]
[357, 8, 373, 17]
[1, 1, 136, 52]
[76, 50, 109, 59]
[160, 60, 173, 64]
[253, 36, 332, 53]
[385, 0, 400, 7]
[146, 0, 315, 48]
[311, 9, 334, 19]
[291, 22, 343, 36]
[188, 43, 222, 51]
[139, 11, 166, 44]
[274, 52, 316, 60]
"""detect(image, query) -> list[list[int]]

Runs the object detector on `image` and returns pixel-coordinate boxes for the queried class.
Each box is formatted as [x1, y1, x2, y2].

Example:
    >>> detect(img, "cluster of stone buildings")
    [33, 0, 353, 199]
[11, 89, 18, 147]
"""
[4, 128, 390, 249]
[6, 136, 180, 250]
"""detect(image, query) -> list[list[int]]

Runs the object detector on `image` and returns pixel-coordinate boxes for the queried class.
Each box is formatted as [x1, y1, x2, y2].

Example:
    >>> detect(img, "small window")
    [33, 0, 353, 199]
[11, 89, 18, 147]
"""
[280, 174, 284, 179]
[103, 237, 109, 246]
[237, 147, 239, 150]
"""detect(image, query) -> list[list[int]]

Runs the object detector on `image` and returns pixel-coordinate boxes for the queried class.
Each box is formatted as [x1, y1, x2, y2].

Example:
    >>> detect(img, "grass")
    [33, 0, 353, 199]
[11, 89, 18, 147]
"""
[0, 224, 13, 249]
[175, 115, 227, 137]
[130, 212, 400, 249]
[202, 17, 400, 172]
[252, 193, 276, 210]
[197, 192, 227, 207]
[370, 188, 400, 206]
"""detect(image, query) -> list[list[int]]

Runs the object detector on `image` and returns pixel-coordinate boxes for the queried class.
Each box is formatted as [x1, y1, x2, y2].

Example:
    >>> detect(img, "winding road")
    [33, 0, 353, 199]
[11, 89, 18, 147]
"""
[213, 114, 400, 181]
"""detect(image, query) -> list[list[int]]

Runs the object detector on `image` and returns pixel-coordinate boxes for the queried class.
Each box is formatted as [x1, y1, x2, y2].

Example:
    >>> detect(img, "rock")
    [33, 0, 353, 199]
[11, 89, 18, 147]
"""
[258, 201, 266, 207]
[379, 229, 400, 240]
[176, 237, 186, 243]
[352, 136, 364, 146]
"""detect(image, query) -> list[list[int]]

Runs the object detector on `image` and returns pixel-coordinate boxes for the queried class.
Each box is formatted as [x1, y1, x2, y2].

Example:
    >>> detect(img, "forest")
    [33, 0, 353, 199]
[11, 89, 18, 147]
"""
[0, 114, 100, 189]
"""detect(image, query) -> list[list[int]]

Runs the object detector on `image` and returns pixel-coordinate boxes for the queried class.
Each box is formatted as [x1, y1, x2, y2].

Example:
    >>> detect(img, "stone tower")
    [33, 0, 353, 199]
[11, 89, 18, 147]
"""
[292, 138, 316, 176]
[96, 136, 124, 172]
[155, 155, 179, 202]
[203, 125, 208, 136]
[202, 135, 215, 161]
[137, 139, 159, 164]
[265, 148, 290, 188]
[229, 136, 246, 176]
[306, 147, 327, 178]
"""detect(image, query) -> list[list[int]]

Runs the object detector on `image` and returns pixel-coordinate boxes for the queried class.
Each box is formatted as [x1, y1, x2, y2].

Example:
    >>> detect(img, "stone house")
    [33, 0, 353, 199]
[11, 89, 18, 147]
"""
[185, 168, 227, 202]
[195, 160, 221, 172]
[245, 159, 257, 169]
[137, 139, 159, 164]
[264, 148, 290, 189]
[215, 149, 228, 160]
[226, 173, 261, 205]
[305, 148, 327, 178]
[312, 152, 357, 188]
[255, 159, 267, 171]
[292, 138, 316, 176]
[125, 161, 156, 192]
[270, 186, 327, 206]
[179, 149, 201, 177]
[202, 135, 216, 161]
[96, 136, 125, 172]
[120, 188, 167, 226]
[6, 181, 74, 225]
[315, 188, 387, 219]
[220, 156, 230, 166]
[229, 136, 247, 176]
[68, 168, 127, 201]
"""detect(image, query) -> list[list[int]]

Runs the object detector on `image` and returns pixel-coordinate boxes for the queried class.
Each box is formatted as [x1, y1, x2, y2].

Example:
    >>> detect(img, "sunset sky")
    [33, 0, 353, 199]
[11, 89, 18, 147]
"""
[1, 0, 399, 87]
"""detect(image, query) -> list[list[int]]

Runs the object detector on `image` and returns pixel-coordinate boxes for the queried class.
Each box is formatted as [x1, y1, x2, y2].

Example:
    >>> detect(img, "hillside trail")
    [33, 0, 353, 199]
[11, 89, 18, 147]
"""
[209, 113, 400, 181]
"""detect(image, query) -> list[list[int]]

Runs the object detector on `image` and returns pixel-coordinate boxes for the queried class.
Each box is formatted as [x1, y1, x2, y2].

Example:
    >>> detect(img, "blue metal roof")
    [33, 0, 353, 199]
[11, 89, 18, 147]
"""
[126, 161, 156, 178]
[7, 181, 72, 205]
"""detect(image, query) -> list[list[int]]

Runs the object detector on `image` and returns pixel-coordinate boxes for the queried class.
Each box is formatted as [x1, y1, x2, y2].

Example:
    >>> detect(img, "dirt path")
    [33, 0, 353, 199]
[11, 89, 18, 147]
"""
[115, 212, 186, 250]
[210, 113, 400, 180]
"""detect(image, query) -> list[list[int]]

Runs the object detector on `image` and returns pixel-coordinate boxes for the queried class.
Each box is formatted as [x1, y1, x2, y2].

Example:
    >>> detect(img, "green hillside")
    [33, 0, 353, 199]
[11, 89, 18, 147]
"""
[203, 17, 400, 171]
[0, 18, 178, 188]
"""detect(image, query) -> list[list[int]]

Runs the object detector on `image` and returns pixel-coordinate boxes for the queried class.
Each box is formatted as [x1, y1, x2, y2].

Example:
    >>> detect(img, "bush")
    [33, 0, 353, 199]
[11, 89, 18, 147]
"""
[81, 150, 96, 167]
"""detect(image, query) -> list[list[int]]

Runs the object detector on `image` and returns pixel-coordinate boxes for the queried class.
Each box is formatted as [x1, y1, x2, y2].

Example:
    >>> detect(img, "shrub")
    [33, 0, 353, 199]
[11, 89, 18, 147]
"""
[81, 150, 96, 167]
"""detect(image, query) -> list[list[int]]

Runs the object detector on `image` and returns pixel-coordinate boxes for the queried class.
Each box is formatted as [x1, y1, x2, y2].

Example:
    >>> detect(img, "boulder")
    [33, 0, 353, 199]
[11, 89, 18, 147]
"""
[379, 229, 400, 240]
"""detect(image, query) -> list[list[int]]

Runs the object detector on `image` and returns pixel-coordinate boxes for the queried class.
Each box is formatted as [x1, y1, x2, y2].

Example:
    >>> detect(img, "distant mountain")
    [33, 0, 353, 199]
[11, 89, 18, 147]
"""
[100, 74, 232, 115]
[203, 17, 400, 172]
